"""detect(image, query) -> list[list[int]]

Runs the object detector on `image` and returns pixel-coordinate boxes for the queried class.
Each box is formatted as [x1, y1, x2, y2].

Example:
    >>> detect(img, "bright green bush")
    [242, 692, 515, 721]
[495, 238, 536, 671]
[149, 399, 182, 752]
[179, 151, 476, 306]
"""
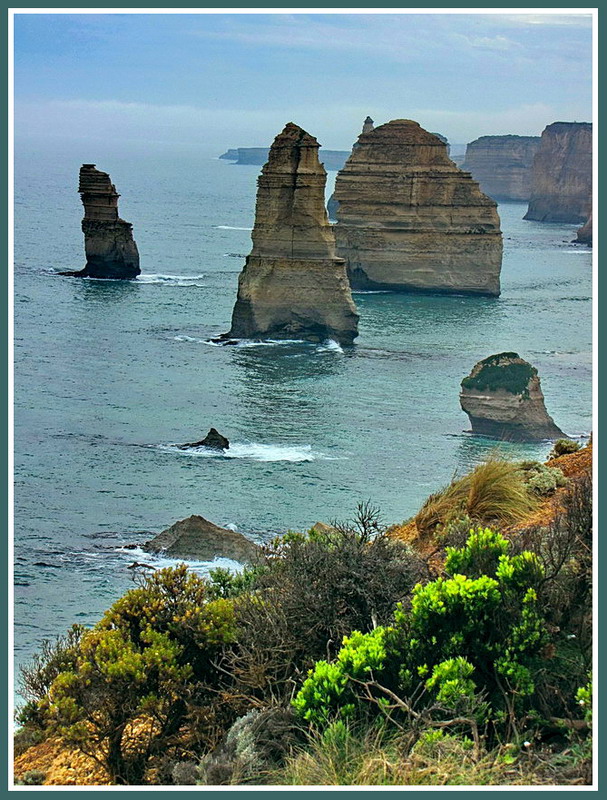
[445, 528, 510, 578]
[293, 529, 548, 729]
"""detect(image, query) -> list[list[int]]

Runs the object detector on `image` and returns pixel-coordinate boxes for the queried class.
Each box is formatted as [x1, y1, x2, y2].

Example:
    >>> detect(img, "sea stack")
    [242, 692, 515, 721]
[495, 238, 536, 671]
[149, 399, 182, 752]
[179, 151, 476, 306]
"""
[460, 352, 565, 442]
[64, 165, 140, 279]
[575, 212, 592, 246]
[227, 123, 359, 345]
[333, 119, 503, 296]
[524, 122, 592, 223]
[461, 135, 540, 201]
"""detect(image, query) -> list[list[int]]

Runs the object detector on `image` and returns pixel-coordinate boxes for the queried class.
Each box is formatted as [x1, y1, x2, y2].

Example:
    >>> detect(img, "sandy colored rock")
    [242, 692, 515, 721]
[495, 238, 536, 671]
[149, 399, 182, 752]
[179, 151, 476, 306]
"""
[334, 119, 503, 296]
[524, 122, 592, 223]
[462, 135, 540, 201]
[460, 352, 564, 442]
[61, 164, 140, 279]
[227, 123, 359, 345]
[575, 212, 592, 245]
[144, 514, 260, 563]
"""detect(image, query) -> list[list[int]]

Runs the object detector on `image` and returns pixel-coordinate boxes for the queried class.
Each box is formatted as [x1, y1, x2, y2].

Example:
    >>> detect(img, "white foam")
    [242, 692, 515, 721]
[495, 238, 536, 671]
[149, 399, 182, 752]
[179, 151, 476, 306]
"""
[317, 339, 344, 354]
[174, 335, 208, 344]
[136, 273, 207, 286]
[203, 338, 305, 348]
[215, 225, 253, 231]
[115, 545, 244, 575]
[156, 441, 343, 463]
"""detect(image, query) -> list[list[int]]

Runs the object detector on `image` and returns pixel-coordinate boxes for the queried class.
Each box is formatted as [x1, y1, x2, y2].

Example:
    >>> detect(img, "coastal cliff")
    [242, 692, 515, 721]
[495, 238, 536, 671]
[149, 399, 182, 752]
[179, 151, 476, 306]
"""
[333, 119, 503, 296]
[459, 352, 564, 442]
[575, 212, 592, 246]
[61, 165, 140, 279]
[461, 135, 540, 201]
[227, 123, 359, 345]
[524, 122, 592, 223]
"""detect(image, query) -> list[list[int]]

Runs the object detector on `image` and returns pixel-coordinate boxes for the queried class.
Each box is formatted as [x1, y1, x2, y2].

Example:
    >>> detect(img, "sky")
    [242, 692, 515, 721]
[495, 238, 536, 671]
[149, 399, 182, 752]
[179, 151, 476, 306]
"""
[13, 11, 593, 154]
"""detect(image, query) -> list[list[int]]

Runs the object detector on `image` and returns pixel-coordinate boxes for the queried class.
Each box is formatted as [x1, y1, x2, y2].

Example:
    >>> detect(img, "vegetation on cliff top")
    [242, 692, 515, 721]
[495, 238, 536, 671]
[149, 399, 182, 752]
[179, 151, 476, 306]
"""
[16, 446, 592, 787]
[461, 352, 537, 396]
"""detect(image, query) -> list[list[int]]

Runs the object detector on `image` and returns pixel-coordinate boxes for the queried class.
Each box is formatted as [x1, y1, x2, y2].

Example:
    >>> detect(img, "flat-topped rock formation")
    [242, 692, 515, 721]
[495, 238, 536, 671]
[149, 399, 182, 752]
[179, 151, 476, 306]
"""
[462, 135, 540, 201]
[460, 352, 565, 442]
[219, 146, 350, 171]
[61, 164, 140, 279]
[575, 212, 592, 246]
[143, 515, 260, 564]
[226, 123, 359, 345]
[524, 122, 592, 223]
[333, 119, 503, 296]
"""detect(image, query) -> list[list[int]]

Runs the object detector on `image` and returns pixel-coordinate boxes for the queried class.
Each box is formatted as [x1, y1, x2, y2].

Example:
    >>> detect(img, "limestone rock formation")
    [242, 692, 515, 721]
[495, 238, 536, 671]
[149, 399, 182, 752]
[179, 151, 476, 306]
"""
[227, 123, 359, 345]
[575, 212, 593, 246]
[144, 515, 260, 563]
[178, 428, 230, 450]
[524, 122, 592, 223]
[461, 135, 540, 201]
[333, 119, 503, 296]
[460, 352, 565, 442]
[219, 146, 350, 171]
[62, 164, 140, 279]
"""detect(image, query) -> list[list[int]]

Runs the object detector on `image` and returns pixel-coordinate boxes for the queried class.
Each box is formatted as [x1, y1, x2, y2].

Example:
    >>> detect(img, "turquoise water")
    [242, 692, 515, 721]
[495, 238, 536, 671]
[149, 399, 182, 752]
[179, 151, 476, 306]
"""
[13, 145, 592, 674]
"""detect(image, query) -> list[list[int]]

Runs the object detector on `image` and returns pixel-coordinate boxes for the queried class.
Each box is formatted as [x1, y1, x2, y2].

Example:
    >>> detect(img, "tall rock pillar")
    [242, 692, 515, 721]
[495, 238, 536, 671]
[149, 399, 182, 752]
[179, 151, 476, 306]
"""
[67, 164, 140, 279]
[227, 123, 359, 345]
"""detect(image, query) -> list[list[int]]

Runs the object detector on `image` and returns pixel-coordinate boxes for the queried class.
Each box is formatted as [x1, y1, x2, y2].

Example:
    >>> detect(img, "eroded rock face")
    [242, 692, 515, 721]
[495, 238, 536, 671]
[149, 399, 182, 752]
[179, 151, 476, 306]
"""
[144, 515, 260, 563]
[575, 212, 592, 246]
[524, 122, 592, 223]
[227, 123, 359, 345]
[460, 352, 565, 442]
[63, 164, 140, 279]
[462, 135, 540, 201]
[334, 119, 503, 296]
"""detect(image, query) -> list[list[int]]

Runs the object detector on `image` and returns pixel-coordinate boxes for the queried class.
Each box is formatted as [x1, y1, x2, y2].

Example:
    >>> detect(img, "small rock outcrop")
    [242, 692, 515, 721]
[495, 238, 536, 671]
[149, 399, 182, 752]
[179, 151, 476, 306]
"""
[461, 135, 540, 201]
[226, 123, 359, 345]
[178, 428, 229, 450]
[460, 352, 565, 442]
[524, 122, 592, 223]
[334, 119, 503, 296]
[62, 164, 140, 279]
[575, 212, 592, 246]
[144, 515, 260, 563]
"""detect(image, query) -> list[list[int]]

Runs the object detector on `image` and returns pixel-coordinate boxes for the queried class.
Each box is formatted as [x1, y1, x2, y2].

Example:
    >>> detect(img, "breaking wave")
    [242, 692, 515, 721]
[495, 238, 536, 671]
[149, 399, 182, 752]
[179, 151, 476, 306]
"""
[156, 441, 342, 463]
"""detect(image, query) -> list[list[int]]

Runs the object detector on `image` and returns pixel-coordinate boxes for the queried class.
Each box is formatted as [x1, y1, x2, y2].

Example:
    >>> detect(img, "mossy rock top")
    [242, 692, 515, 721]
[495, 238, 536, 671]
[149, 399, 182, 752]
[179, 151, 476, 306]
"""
[461, 353, 537, 396]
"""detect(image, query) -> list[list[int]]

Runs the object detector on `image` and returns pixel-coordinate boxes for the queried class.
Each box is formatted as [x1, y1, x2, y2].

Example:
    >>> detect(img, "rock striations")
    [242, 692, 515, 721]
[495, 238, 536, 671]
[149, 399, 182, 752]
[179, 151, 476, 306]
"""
[524, 122, 592, 224]
[63, 164, 140, 279]
[461, 135, 540, 201]
[333, 120, 503, 296]
[227, 123, 359, 345]
[460, 352, 564, 442]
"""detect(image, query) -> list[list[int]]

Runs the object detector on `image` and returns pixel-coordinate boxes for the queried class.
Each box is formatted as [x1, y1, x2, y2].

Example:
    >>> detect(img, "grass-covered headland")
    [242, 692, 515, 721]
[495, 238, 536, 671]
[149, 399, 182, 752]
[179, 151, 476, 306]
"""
[14, 442, 593, 786]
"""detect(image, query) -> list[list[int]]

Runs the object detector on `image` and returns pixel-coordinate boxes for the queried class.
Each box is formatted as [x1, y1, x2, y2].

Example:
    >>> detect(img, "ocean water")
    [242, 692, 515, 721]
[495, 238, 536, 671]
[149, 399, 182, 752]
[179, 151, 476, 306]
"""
[13, 144, 592, 679]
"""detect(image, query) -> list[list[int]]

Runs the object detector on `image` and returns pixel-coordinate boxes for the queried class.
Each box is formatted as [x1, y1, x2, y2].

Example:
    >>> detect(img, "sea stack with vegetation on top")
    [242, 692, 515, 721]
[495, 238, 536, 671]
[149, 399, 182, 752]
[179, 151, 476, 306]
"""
[225, 122, 359, 346]
[459, 352, 565, 442]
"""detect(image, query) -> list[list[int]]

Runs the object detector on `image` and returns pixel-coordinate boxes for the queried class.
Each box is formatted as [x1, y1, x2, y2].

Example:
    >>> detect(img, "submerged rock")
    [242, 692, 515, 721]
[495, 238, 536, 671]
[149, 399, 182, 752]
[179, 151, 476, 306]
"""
[334, 119, 503, 296]
[460, 352, 565, 442]
[61, 164, 140, 279]
[143, 515, 260, 564]
[227, 122, 359, 346]
[524, 122, 592, 224]
[461, 135, 540, 201]
[179, 428, 230, 450]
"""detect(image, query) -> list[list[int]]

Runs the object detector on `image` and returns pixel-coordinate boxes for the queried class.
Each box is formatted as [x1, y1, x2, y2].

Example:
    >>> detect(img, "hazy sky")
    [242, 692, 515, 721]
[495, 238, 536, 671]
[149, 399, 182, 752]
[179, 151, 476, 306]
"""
[13, 11, 593, 153]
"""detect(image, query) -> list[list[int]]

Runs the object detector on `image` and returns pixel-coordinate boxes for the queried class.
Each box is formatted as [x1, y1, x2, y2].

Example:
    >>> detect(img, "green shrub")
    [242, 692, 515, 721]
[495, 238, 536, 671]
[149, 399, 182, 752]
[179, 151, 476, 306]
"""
[294, 530, 548, 731]
[17, 769, 46, 786]
[461, 354, 536, 397]
[549, 439, 582, 460]
[43, 565, 236, 784]
[518, 461, 567, 496]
